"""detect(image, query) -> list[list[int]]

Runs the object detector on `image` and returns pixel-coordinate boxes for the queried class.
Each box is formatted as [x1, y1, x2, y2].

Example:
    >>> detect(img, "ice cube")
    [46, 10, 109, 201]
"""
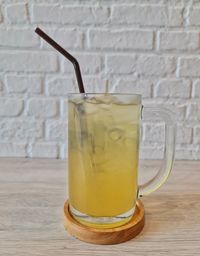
[108, 128, 125, 141]
[99, 103, 111, 111]
[68, 94, 85, 105]
[84, 102, 99, 115]
[75, 103, 85, 115]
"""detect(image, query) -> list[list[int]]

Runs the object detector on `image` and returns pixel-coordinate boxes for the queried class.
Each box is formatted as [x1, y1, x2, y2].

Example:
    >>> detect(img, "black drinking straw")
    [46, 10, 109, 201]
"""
[35, 27, 85, 93]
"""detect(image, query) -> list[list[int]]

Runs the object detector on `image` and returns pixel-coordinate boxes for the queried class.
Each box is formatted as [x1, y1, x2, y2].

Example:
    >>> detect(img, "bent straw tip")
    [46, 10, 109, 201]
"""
[35, 27, 41, 34]
[34, 26, 85, 93]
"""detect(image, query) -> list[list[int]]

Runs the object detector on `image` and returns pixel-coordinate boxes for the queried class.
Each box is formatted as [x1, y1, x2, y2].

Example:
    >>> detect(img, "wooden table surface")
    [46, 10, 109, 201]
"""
[0, 158, 200, 255]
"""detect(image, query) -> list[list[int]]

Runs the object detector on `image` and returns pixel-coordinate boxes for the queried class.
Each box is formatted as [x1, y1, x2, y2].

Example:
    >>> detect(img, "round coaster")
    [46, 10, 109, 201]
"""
[64, 200, 145, 245]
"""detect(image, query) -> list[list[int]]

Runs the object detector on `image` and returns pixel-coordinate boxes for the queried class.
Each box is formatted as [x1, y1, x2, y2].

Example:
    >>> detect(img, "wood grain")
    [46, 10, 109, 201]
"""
[64, 200, 145, 245]
[0, 158, 200, 255]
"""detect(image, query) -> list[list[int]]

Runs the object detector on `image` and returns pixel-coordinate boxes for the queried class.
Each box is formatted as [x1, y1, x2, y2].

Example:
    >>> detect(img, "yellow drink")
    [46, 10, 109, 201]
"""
[68, 94, 141, 227]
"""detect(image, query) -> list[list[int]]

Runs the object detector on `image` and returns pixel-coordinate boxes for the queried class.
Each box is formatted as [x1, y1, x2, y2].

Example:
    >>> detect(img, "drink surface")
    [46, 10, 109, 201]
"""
[68, 95, 140, 218]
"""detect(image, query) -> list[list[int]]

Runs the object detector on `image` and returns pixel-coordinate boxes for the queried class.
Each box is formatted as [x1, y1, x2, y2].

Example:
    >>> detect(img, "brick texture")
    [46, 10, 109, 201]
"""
[5, 3, 28, 24]
[47, 77, 75, 95]
[89, 29, 154, 50]
[6, 75, 42, 94]
[0, 28, 39, 47]
[27, 98, 58, 118]
[106, 55, 136, 74]
[111, 5, 180, 26]
[159, 32, 199, 51]
[45, 120, 67, 141]
[0, 52, 58, 72]
[31, 4, 109, 25]
[154, 79, 191, 98]
[0, 6, 2, 24]
[0, 79, 3, 91]
[137, 55, 176, 76]
[0, 120, 43, 141]
[192, 80, 200, 98]
[178, 57, 200, 77]
[112, 79, 152, 98]
[0, 0, 199, 159]
[0, 98, 24, 116]
[0, 143, 27, 157]
[188, 8, 200, 26]
[30, 143, 58, 158]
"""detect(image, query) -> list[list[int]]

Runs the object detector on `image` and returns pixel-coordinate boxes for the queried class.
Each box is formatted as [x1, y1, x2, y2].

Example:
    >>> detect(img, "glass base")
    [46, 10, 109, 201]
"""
[69, 205, 136, 229]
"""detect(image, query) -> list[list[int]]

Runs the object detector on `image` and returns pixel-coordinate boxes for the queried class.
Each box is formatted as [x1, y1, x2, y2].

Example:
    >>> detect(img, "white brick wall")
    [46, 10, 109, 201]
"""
[0, 52, 58, 72]
[5, 3, 28, 24]
[89, 29, 154, 50]
[0, 0, 199, 159]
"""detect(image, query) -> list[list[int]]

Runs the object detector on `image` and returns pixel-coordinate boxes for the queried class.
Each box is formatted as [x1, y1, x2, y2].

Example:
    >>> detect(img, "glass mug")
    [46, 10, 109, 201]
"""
[68, 93, 175, 228]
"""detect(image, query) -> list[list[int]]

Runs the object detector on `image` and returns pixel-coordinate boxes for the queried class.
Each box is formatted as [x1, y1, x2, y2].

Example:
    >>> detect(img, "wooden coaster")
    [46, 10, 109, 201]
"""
[64, 200, 145, 245]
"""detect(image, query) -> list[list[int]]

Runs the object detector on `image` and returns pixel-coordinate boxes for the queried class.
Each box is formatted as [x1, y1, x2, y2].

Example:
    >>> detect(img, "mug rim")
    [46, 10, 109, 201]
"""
[68, 93, 141, 96]
[68, 93, 142, 104]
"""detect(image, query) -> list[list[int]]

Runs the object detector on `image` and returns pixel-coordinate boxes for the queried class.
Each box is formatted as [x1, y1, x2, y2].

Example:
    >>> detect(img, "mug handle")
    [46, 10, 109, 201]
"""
[139, 107, 176, 197]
